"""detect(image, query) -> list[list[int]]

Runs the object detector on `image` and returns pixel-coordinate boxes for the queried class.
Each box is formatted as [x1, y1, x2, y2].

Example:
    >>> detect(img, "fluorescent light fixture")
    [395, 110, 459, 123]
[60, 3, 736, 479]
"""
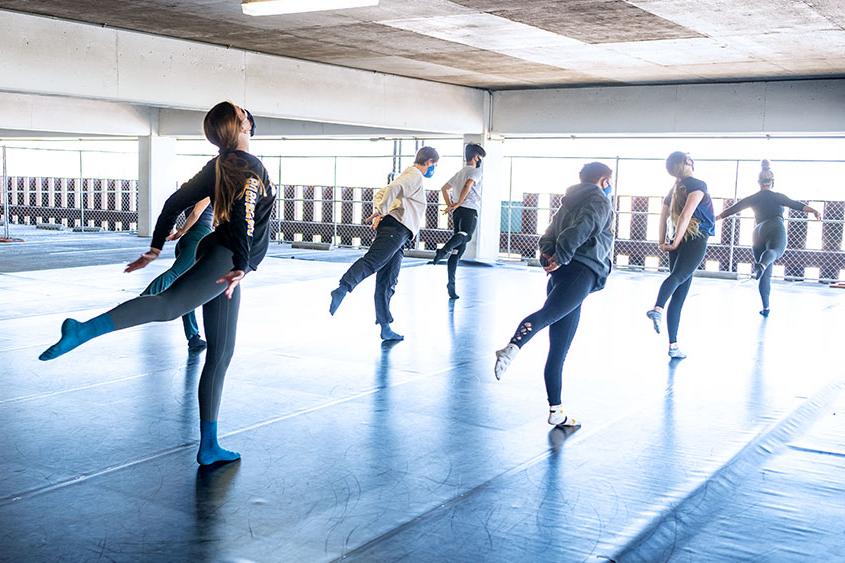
[242, 0, 379, 16]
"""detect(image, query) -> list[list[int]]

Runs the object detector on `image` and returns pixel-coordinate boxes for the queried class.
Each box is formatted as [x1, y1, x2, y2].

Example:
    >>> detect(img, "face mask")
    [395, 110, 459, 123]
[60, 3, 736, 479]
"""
[245, 109, 256, 137]
[475, 158, 482, 169]
[424, 164, 436, 178]
[603, 184, 613, 197]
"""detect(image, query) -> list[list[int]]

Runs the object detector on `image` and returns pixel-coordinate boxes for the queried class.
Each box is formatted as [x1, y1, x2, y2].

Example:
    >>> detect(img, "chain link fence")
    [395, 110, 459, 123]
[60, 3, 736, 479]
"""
[1, 145, 138, 237]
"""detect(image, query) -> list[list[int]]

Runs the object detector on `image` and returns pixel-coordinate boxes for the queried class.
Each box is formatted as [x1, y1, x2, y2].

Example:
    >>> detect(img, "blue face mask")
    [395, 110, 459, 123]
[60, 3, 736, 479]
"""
[424, 164, 436, 178]
[602, 181, 613, 197]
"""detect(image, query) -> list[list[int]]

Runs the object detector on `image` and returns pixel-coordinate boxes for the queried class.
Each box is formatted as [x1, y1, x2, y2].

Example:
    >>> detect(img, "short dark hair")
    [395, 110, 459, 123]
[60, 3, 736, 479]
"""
[465, 143, 486, 162]
[579, 161, 613, 184]
[414, 146, 440, 165]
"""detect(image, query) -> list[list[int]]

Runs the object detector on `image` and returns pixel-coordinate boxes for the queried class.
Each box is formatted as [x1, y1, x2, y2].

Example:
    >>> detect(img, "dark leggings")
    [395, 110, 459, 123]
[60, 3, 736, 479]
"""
[753, 218, 787, 310]
[108, 243, 240, 421]
[140, 224, 212, 340]
[654, 235, 708, 344]
[443, 207, 478, 285]
[509, 261, 596, 406]
[339, 215, 410, 325]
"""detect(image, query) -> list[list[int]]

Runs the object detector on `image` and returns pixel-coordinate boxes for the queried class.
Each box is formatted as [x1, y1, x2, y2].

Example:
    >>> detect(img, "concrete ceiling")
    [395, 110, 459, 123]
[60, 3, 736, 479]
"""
[2, 0, 844, 89]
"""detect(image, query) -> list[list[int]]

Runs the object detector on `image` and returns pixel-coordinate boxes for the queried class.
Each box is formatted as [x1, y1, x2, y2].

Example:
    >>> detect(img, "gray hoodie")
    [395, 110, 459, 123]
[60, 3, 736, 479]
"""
[538, 183, 614, 290]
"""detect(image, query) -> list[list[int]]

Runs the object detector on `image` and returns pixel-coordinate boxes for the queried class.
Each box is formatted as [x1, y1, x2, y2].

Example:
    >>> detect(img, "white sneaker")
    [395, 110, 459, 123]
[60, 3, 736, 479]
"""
[668, 346, 687, 359]
[494, 343, 519, 380]
[548, 405, 581, 428]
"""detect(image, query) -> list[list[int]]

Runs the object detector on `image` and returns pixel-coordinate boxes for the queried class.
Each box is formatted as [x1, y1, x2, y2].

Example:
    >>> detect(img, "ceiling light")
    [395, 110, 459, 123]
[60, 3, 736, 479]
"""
[242, 0, 379, 16]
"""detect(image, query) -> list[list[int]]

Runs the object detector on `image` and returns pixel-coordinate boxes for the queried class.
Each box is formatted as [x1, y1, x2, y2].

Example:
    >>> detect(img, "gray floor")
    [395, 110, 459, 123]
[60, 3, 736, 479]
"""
[1, 233, 844, 562]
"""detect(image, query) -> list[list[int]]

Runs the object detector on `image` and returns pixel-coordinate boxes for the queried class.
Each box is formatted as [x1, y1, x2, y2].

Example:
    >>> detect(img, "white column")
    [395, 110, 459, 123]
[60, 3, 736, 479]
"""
[137, 112, 177, 238]
[462, 133, 505, 263]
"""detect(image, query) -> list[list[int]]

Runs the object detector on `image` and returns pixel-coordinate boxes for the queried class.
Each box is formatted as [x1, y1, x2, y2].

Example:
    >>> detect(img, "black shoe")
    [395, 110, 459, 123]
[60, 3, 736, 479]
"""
[430, 249, 446, 265]
[188, 334, 207, 352]
[329, 287, 347, 316]
[446, 282, 459, 300]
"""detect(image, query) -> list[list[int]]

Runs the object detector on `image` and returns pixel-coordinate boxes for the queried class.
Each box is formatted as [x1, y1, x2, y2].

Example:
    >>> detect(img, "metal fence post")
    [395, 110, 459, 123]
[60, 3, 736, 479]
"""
[611, 156, 620, 267]
[333, 156, 338, 247]
[1, 145, 8, 239]
[507, 157, 513, 257]
[274, 155, 285, 244]
[78, 150, 85, 230]
[728, 159, 739, 274]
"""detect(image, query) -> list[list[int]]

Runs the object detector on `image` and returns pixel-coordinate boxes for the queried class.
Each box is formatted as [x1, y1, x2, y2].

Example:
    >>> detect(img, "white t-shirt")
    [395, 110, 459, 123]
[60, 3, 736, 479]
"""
[374, 166, 427, 236]
[447, 165, 483, 212]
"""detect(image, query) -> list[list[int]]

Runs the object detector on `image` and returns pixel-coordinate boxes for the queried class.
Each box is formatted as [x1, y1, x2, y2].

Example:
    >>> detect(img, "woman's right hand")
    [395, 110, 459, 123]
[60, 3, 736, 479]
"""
[125, 249, 160, 273]
[166, 228, 185, 241]
[659, 242, 672, 253]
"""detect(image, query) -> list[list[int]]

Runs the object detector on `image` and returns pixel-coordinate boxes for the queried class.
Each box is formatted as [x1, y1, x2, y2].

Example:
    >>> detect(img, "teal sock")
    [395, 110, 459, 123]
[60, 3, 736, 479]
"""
[197, 420, 240, 466]
[39, 313, 115, 361]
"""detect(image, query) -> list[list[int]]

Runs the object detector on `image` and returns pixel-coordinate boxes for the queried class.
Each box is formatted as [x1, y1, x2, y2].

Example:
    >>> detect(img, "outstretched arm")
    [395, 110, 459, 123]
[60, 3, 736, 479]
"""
[717, 192, 756, 221]
[168, 198, 211, 241]
[776, 193, 821, 219]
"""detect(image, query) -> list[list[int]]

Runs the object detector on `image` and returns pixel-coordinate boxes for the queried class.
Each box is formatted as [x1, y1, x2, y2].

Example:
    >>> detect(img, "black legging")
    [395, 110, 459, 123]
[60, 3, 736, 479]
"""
[108, 242, 241, 421]
[753, 218, 787, 310]
[442, 207, 478, 286]
[509, 261, 597, 406]
[654, 235, 708, 344]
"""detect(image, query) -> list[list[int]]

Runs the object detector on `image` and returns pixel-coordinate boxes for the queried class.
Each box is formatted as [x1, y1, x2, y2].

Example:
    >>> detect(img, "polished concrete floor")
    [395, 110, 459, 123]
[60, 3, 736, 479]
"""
[1, 242, 844, 562]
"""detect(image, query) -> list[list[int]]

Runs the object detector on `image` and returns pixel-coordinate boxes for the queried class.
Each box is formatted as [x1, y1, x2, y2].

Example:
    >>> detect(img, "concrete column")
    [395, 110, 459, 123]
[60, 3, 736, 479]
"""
[137, 112, 177, 238]
[462, 132, 505, 263]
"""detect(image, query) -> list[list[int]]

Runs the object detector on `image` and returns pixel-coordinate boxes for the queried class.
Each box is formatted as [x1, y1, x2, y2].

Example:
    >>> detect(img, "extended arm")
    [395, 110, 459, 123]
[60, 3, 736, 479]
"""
[168, 198, 211, 241]
[126, 159, 215, 273]
[717, 192, 757, 220]
[776, 193, 821, 219]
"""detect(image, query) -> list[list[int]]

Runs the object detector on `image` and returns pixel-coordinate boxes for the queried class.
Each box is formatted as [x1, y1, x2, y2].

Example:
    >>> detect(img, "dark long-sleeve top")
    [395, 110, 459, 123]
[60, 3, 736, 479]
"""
[720, 190, 806, 224]
[538, 183, 614, 290]
[151, 152, 275, 272]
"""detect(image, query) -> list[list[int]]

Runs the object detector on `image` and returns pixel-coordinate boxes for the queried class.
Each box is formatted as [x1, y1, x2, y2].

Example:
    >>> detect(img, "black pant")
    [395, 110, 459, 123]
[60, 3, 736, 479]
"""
[654, 234, 708, 343]
[442, 207, 478, 285]
[753, 218, 787, 310]
[339, 215, 411, 324]
[509, 261, 597, 406]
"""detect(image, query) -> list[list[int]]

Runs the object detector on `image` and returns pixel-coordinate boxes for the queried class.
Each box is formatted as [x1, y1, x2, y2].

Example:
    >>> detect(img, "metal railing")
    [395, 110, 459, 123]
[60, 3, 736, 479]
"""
[0, 145, 138, 235]
[500, 156, 845, 282]
[4, 147, 843, 282]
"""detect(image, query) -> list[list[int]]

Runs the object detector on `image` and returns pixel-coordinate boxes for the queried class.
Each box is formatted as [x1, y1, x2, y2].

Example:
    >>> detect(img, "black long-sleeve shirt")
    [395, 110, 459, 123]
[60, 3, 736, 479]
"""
[151, 152, 275, 271]
[720, 190, 806, 224]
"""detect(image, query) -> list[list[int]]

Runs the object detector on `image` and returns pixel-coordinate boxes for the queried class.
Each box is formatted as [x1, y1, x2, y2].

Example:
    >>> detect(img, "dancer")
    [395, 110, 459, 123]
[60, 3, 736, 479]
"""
[494, 162, 614, 428]
[645, 152, 715, 359]
[716, 160, 821, 316]
[430, 143, 486, 299]
[39, 101, 275, 466]
[140, 197, 213, 351]
[329, 146, 439, 341]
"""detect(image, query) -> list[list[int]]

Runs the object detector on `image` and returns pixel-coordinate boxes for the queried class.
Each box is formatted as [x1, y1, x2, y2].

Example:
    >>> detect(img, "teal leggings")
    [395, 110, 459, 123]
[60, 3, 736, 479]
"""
[140, 224, 212, 340]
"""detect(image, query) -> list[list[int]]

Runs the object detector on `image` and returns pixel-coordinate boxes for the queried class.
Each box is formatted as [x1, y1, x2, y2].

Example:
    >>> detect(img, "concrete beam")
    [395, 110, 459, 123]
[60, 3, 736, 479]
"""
[0, 92, 151, 137]
[158, 109, 443, 138]
[0, 10, 485, 135]
[492, 79, 845, 135]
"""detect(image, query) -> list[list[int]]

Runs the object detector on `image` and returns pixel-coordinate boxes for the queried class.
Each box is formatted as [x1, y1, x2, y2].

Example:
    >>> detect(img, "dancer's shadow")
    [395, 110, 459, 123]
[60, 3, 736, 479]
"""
[192, 461, 241, 557]
[548, 424, 580, 447]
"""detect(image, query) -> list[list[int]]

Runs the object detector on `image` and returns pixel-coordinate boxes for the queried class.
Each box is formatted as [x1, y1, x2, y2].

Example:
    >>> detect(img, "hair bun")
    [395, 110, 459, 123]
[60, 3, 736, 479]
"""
[761, 159, 770, 171]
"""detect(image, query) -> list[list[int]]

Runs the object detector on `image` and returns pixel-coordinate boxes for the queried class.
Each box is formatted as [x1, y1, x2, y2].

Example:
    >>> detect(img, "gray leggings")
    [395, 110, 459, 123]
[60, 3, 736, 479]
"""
[108, 243, 240, 421]
[753, 218, 787, 310]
